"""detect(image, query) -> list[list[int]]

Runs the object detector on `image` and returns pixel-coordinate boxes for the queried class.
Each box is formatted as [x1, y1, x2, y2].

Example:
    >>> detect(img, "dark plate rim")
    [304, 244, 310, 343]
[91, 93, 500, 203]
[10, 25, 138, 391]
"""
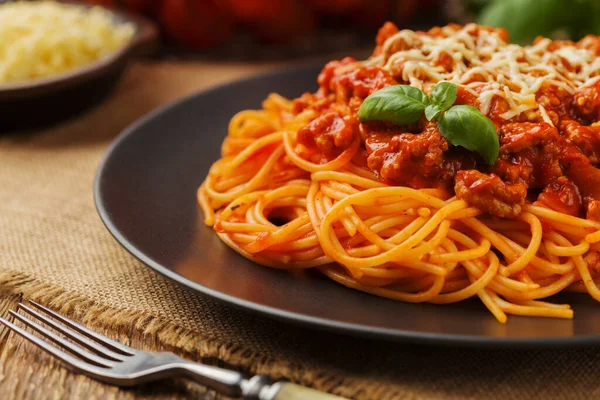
[94, 63, 600, 348]
[0, 4, 157, 99]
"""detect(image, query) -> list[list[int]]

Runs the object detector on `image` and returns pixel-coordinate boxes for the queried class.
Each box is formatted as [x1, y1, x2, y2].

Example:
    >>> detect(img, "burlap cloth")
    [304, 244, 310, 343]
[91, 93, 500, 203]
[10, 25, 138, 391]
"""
[2, 60, 600, 400]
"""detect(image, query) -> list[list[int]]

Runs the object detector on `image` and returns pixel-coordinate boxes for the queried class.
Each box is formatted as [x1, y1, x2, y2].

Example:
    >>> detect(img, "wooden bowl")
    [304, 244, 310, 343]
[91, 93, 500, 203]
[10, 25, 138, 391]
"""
[0, 7, 158, 132]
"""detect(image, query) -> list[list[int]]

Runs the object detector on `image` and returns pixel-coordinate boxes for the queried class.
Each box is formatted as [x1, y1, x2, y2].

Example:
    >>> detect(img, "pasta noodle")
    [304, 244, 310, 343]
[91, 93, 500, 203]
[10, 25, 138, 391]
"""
[198, 23, 600, 323]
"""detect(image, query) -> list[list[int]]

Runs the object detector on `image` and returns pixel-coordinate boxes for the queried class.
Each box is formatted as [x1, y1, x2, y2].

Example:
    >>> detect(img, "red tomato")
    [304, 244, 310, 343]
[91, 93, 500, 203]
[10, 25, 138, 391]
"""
[303, 0, 365, 13]
[227, 0, 315, 44]
[158, 0, 235, 49]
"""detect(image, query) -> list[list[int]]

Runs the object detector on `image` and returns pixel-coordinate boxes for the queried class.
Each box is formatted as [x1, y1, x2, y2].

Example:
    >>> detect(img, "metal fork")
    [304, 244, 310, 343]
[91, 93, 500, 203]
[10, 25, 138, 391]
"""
[0, 301, 345, 399]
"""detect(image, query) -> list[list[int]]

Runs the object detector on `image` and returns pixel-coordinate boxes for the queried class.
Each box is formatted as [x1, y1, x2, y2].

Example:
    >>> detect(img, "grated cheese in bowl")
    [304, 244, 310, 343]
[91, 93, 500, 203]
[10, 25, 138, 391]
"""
[0, 1, 135, 85]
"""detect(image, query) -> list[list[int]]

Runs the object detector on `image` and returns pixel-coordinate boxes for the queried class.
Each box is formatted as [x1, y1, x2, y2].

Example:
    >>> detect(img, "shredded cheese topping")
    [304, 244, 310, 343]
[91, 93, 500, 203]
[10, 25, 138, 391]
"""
[0, 1, 135, 84]
[365, 23, 600, 126]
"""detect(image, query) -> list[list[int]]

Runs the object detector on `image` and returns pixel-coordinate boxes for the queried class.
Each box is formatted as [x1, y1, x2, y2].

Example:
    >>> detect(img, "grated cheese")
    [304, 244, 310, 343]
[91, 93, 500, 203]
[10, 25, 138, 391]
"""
[0, 1, 135, 84]
[538, 104, 554, 126]
[368, 23, 600, 122]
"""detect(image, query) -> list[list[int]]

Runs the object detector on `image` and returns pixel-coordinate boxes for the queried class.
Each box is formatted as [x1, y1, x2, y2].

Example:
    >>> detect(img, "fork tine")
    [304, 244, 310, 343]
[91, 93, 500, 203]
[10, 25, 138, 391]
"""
[18, 303, 127, 362]
[29, 300, 134, 355]
[9, 311, 114, 368]
[0, 317, 105, 372]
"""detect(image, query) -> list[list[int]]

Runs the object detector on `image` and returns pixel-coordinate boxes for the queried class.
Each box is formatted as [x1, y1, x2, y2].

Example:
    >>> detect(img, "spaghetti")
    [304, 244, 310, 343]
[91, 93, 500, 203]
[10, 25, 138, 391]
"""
[199, 23, 600, 323]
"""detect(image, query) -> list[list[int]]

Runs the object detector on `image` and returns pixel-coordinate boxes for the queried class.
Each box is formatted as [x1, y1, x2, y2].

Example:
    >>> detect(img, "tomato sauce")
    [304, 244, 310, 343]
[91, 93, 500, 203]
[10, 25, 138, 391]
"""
[293, 23, 600, 220]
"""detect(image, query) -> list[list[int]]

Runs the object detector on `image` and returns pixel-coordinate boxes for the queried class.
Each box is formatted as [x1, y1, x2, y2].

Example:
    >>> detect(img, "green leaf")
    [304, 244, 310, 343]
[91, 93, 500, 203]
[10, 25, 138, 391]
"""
[467, 0, 492, 15]
[478, 0, 572, 44]
[438, 105, 499, 165]
[430, 82, 457, 111]
[358, 85, 429, 126]
[425, 82, 457, 121]
[425, 104, 445, 121]
[590, 1, 600, 36]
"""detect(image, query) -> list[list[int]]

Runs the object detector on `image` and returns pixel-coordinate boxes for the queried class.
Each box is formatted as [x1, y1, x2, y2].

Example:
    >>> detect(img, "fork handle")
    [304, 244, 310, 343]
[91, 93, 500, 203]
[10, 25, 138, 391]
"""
[175, 362, 347, 399]
[263, 382, 347, 400]
[175, 362, 245, 397]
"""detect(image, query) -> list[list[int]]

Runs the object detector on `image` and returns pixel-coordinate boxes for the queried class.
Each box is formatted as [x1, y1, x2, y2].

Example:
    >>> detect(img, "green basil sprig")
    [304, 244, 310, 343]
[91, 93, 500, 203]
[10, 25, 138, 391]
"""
[425, 82, 457, 121]
[358, 82, 499, 165]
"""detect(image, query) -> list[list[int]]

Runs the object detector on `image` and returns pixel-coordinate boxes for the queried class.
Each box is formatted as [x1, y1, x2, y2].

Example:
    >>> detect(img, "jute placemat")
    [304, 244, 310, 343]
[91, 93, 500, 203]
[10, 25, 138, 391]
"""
[2, 60, 600, 400]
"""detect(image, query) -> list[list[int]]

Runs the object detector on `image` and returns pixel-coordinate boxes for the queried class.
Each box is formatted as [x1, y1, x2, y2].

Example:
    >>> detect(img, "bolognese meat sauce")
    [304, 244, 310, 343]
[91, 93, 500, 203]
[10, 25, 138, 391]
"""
[293, 22, 600, 220]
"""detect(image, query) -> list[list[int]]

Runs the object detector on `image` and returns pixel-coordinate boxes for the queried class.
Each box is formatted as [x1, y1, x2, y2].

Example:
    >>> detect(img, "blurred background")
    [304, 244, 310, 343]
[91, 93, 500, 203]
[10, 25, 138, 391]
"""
[75, 0, 600, 59]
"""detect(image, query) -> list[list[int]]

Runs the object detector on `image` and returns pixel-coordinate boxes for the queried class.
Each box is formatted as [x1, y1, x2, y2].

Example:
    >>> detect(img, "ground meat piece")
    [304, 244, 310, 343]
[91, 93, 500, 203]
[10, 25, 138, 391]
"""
[317, 57, 356, 96]
[560, 119, 600, 164]
[455, 170, 527, 218]
[365, 123, 449, 188]
[573, 82, 600, 121]
[494, 122, 563, 187]
[537, 176, 583, 217]
[297, 112, 357, 158]
[372, 22, 399, 57]
[317, 60, 396, 105]
[334, 66, 396, 101]
[499, 122, 560, 152]
[492, 158, 532, 185]
[560, 151, 600, 221]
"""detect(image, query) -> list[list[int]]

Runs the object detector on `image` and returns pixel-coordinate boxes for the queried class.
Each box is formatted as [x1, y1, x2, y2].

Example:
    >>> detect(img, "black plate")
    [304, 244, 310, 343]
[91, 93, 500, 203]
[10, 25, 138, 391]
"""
[95, 63, 600, 347]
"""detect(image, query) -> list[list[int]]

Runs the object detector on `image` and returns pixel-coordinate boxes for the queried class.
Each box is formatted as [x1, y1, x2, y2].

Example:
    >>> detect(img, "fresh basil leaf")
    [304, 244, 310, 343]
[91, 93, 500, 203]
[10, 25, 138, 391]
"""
[438, 105, 499, 165]
[425, 82, 457, 121]
[425, 104, 445, 121]
[358, 85, 429, 126]
[430, 82, 457, 111]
